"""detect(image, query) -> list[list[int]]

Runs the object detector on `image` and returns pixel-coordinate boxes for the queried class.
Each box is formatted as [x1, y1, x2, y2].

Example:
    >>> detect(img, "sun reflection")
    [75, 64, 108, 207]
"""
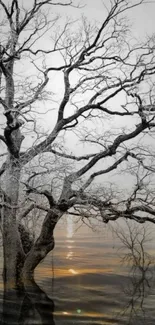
[62, 311, 70, 315]
[66, 251, 73, 259]
[66, 239, 74, 243]
[67, 215, 74, 238]
[55, 310, 105, 318]
[69, 268, 78, 275]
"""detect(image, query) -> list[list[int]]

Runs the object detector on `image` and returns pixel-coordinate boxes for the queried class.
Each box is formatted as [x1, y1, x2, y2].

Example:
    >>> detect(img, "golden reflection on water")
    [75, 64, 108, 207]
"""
[55, 310, 108, 318]
[68, 268, 78, 275]
[35, 229, 121, 281]
[62, 311, 70, 315]
[66, 251, 73, 259]
[35, 229, 121, 280]
[36, 265, 115, 279]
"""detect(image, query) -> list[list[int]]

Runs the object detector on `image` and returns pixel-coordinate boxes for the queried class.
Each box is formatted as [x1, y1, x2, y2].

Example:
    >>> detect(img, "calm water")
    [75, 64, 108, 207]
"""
[0, 223, 155, 324]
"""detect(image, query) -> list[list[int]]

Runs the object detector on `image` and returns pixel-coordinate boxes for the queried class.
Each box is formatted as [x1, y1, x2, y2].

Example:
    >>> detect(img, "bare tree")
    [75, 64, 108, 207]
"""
[114, 221, 155, 324]
[0, 0, 155, 288]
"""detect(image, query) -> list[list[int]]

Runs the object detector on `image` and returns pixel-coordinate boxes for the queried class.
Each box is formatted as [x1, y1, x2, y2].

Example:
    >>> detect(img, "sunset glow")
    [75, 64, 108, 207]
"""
[69, 268, 78, 275]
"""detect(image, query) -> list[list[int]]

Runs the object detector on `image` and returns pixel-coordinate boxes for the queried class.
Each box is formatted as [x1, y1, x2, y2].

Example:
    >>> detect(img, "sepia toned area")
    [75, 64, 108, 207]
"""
[0, 219, 155, 324]
[0, 0, 155, 324]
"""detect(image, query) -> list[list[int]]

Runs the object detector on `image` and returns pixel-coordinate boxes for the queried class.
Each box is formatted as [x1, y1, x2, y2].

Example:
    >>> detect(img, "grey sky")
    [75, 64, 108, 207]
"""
[57, 0, 155, 37]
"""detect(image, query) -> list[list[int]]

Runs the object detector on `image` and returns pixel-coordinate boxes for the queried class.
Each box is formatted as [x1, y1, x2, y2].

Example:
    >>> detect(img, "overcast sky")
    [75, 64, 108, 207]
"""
[1, 0, 155, 191]
[55, 0, 155, 37]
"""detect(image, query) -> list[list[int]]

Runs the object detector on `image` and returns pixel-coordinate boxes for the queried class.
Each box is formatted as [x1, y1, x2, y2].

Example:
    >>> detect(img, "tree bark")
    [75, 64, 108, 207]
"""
[22, 209, 61, 281]
[2, 149, 61, 285]
[2, 219, 25, 288]
[2, 153, 25, 288]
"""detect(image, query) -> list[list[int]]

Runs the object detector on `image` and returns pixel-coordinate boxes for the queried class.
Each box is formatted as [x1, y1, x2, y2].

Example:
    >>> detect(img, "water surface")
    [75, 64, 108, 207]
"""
[0, 224, 155, 324]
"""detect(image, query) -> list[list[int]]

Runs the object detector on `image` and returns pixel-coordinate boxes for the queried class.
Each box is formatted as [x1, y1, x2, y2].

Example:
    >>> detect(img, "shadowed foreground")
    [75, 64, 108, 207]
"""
[0, 267, 154, 325]
[0, 279, 55, 325]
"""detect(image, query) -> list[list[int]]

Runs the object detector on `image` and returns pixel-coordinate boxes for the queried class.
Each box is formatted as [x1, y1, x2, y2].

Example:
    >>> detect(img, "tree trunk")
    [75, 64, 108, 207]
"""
[2, 144, 61, 285]
[22, 209, 60, 281]
[2, 218, 25, 288]
[2, 203, 59, 286]
[2, 155, 25, 288]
